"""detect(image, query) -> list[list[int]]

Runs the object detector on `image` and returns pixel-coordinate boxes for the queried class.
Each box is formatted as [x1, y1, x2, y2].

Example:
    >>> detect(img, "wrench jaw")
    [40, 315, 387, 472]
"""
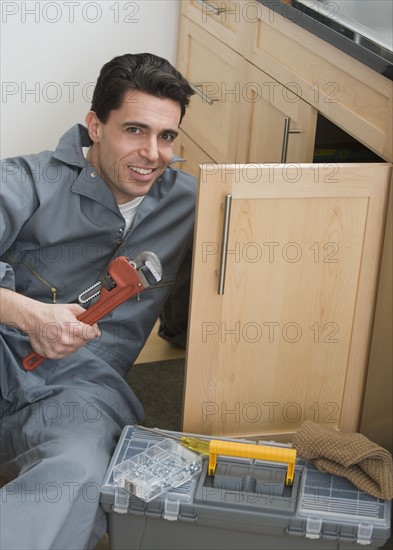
[131, 251, 162, 287]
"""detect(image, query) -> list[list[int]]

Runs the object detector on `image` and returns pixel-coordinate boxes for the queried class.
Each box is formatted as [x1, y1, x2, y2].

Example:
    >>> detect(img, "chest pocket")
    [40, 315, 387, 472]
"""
[6, 249, 70, 303]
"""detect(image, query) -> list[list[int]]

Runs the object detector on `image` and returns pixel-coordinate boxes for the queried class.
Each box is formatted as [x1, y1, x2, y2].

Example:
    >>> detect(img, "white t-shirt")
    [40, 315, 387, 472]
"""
[118, 196, 144, 233]
[83, 146, 144, 232]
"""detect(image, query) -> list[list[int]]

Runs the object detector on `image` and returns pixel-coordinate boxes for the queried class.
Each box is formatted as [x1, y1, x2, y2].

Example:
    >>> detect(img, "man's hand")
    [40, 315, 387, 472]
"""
[25, 302, 101, 359]
[0, 288, 100, 359]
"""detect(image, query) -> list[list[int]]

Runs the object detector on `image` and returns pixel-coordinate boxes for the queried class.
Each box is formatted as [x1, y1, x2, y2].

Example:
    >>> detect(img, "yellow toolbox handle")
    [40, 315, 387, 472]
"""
[208, 440, 297, 486]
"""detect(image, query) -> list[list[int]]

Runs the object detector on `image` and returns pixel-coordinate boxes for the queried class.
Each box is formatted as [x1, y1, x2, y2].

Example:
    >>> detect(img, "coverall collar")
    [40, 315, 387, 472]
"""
[52, 123, 91, 168]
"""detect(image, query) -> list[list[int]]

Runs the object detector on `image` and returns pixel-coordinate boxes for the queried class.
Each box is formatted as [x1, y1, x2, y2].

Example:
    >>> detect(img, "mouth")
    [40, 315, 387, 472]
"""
[128, 166, 154, 176]
[127, 165, 155, 176]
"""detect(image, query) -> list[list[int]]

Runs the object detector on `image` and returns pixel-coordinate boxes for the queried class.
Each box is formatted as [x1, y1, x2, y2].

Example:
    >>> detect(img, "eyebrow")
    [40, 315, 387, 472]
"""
[121, 121, 179, 138]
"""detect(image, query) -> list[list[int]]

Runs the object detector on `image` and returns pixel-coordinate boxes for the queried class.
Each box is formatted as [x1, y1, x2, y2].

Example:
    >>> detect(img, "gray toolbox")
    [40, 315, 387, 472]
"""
[100, 426, 391, 550]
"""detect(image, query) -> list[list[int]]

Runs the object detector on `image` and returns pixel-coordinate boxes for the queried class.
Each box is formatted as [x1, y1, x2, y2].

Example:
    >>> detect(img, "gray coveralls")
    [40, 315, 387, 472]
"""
[0, 124, 197, 549]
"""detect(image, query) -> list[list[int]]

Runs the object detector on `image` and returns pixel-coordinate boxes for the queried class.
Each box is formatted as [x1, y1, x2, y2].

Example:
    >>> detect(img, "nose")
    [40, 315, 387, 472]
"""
[139, 135, 159, 163]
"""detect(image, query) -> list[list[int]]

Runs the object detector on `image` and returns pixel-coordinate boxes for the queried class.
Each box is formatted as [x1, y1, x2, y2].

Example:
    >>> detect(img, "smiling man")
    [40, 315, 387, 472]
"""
[0, 53, 196, 550]
[86, 89, 181, 203]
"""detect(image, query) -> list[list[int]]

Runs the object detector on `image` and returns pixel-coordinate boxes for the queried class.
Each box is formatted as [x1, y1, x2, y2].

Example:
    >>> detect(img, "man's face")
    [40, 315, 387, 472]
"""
[85, 90, 181, 204]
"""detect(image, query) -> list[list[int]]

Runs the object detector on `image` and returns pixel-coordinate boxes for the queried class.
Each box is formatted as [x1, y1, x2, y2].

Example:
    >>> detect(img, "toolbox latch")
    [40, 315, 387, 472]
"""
[113, 486, 130, 514]
[305, 517, 322, 539]
[163, 498, 180, 521]
[357, 522, 373, 545]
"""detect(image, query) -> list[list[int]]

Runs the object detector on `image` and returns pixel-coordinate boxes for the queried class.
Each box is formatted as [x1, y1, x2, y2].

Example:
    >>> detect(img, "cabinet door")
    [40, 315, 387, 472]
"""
[183, 163, 391, 440]
[177, 16, 242, 162]
[236, 61, 317, 163]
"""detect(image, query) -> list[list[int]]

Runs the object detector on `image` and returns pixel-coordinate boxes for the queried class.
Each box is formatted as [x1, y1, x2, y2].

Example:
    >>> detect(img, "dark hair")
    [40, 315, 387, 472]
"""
[91, 53, 195, 124]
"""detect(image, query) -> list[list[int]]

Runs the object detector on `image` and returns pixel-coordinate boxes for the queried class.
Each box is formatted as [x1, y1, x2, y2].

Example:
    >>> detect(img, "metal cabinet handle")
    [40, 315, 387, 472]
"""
[196, 0, 226, 15]
[218, 193, 232, 295]
[281, 116, 300, 163]
[190, 83, 219, 105]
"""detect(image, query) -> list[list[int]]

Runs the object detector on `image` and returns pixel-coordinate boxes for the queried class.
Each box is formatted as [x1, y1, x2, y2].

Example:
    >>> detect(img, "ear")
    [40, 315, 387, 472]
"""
[85, 111, 101, 143]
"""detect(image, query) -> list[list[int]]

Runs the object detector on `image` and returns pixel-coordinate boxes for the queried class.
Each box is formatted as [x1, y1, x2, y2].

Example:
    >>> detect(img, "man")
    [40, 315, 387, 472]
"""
[0, 53, 196, 549]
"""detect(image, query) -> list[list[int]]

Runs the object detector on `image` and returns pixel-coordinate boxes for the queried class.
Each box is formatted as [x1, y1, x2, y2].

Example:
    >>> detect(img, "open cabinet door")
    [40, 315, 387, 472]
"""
[182, 163, 391, 441]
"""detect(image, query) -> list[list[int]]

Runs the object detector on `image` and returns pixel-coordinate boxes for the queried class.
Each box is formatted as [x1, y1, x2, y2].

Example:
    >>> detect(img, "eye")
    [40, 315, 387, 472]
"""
[126, 126, 141, 135]
[160, 132, 177, 143]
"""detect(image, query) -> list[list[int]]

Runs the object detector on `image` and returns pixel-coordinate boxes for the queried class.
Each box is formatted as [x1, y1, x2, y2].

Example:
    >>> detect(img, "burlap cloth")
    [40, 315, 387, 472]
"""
[293, 421, 393, 500]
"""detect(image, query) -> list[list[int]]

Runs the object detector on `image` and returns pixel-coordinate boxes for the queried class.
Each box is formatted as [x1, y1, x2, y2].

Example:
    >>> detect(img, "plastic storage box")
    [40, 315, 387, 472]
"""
[112, 438, 202, 502]
[100, 426, 391, 550]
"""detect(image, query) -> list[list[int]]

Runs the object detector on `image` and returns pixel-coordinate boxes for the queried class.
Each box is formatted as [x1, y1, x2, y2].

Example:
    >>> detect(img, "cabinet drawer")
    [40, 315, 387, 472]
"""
[177, 17, 243, 162]
[174, 130, 216, 179]
[181, 0, 249, 53]
[244, 4, 393, 161]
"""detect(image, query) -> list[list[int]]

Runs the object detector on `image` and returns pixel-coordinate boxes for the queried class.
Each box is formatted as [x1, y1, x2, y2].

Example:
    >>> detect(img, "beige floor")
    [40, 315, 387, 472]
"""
[134, 320, 186, 364]
[94, 533, 109, 550]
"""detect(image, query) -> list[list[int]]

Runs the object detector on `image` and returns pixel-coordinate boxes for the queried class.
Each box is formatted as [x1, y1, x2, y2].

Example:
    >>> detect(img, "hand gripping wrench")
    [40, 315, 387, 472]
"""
[22, 251, 162, 371]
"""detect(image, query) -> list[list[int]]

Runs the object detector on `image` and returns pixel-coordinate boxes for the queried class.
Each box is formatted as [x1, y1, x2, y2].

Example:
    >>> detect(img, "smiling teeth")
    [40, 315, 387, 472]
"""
[130, 167, 153, 175]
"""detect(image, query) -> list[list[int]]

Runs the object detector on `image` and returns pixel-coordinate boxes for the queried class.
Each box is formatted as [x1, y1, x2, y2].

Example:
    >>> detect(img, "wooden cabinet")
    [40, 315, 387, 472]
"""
[182, 163, 391, 440]
[243, 2, 393, 162]
[177, 1, 392, 167]
[177, 16, 243, 163]
[176, 1, 392, 442]
[237, 61, 317, 163]
[181, 0, 248, 52]
[176, 4, 319, 167]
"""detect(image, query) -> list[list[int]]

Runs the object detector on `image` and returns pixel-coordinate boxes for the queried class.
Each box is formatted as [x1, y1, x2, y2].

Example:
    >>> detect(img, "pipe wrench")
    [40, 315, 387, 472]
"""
[22, 251, 162, 371]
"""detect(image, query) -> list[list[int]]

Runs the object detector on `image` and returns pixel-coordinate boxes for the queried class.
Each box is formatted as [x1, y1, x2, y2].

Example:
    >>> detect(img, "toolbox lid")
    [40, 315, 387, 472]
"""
[101, 426, 391, 545]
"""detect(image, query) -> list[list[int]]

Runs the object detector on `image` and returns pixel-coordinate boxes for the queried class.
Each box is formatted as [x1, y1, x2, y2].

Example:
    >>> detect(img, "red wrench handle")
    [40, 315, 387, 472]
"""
[22, 257, 145, 371]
